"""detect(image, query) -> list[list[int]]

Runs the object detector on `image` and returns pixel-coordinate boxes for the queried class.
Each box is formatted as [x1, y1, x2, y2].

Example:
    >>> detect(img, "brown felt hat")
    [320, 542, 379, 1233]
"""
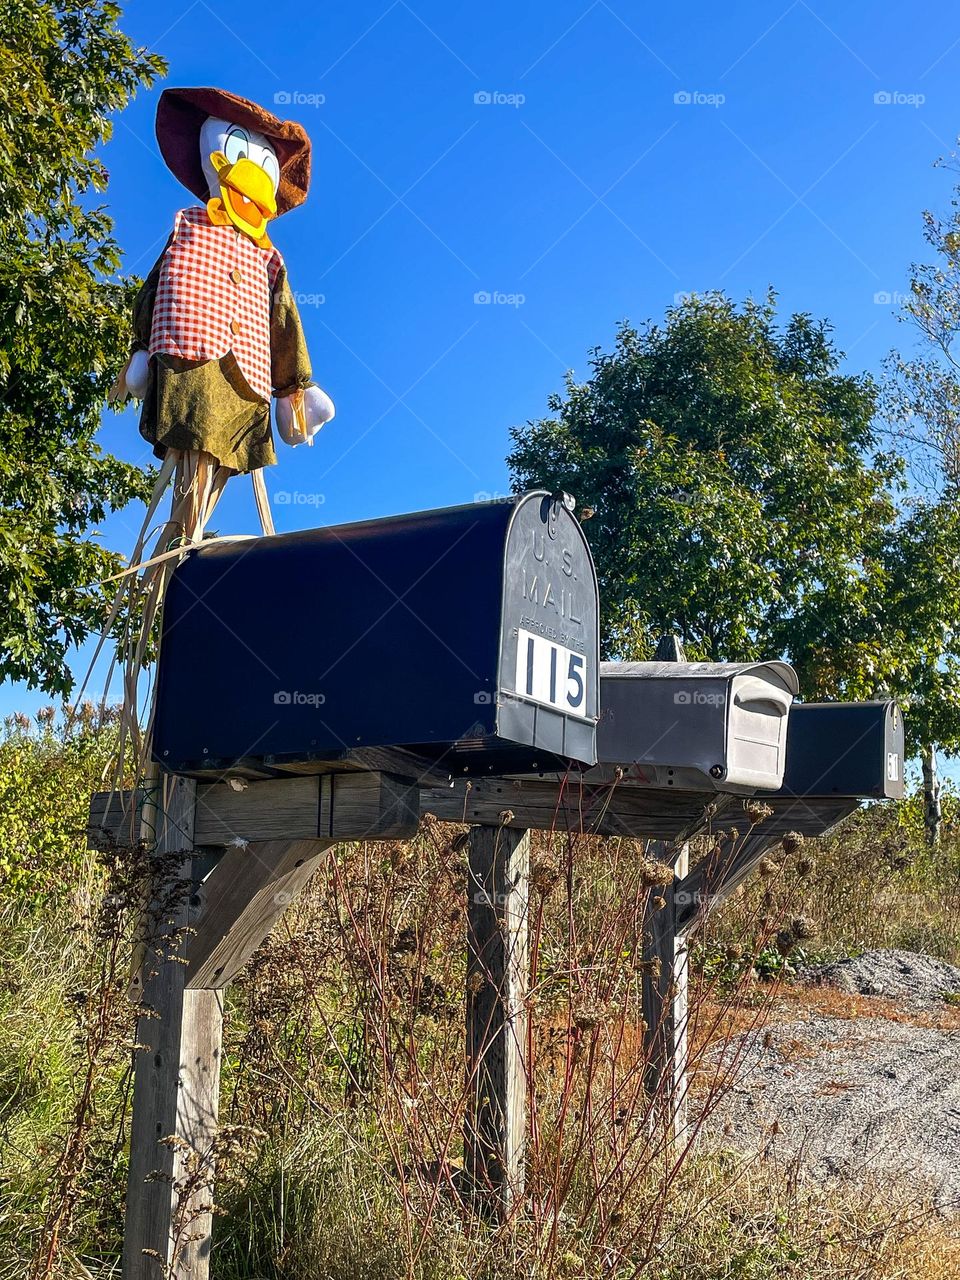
[156, 87, 311, 215]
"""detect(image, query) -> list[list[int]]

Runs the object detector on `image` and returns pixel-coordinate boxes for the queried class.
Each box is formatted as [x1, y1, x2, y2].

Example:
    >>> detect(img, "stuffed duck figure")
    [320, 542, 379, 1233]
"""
[116, 86, 334, 501]
[106, 86, 335, 784]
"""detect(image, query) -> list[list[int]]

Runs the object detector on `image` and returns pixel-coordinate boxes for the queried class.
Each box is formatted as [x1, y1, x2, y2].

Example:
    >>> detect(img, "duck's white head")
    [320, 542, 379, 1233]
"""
[200, 116, 280, 245]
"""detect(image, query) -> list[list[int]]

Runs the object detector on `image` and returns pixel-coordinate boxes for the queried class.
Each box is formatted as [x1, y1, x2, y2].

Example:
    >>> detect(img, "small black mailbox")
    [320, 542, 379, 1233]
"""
[152, 492, 600, 780]
[775, 701, 904, 799]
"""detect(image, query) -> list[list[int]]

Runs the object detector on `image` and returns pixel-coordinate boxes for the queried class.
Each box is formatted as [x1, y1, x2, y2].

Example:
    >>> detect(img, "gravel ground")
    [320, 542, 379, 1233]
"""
[803, 948, 960, 1008]
[700, 951, 960, 1215]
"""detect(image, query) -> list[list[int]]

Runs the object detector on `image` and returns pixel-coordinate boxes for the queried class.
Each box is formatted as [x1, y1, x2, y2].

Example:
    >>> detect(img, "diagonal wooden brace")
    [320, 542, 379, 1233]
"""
[185, 837, 334, 989]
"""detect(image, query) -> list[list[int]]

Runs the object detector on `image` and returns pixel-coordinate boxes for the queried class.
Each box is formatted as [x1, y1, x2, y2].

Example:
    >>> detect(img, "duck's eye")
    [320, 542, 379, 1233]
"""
[259, 150, 280, 193]
[223, 128, 249, 165]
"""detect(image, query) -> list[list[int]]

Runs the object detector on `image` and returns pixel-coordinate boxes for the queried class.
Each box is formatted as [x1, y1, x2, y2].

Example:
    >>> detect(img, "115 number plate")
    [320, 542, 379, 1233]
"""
[514, 628, 589, 718]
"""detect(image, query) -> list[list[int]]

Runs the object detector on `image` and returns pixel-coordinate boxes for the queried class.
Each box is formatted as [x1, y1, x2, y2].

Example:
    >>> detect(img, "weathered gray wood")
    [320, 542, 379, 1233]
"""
[91, 775, 731, 851]
[170, 988, 223, 1277]
[194, 777, 321, 845]
[88, 788, 142, 849]
[124, 776, 224, 1280]
[185, 838, 334, 989]
[422, 778, 732, 841]
[92, 771, 421, 850]
[91, 782, 320, 847]
[653, 634, 687, 662]
[922, 743, 941, 846]
[465, 825, 530, 1216]
[642, 840, 689, 1144]
[674, 797, 859, 936]
[319, 770, 420, 839]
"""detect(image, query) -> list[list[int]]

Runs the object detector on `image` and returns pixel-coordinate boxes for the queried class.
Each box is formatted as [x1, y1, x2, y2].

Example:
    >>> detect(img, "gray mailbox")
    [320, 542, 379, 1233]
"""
[596, 660, 799, 793]
[152, 492, 600, 780]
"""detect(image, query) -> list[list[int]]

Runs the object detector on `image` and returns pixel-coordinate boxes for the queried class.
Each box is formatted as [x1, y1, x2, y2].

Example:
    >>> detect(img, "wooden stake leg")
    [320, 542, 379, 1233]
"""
[120, 767, 417, 1270]
[642, 840, 689, 1146]
[464, 825, 530, 1217]
[124, 778, 223, 1280]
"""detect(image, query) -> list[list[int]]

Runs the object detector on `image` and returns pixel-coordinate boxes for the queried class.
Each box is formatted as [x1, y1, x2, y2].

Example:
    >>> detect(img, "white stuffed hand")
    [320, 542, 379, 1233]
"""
[109, 349, 150, 403]
[276, 385, 336, 447]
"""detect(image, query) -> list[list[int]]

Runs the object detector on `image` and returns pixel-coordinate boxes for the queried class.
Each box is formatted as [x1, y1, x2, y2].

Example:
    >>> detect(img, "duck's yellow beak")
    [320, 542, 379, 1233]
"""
[206, 150, 278, 245]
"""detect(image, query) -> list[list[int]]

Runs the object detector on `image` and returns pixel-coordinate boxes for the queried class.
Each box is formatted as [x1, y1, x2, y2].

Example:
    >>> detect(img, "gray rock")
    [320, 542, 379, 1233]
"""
[802, 948, 960, 1008]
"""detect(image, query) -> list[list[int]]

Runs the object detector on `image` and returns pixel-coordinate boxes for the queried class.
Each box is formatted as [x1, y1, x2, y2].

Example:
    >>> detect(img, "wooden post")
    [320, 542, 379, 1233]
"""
[464, 824, 530, 1216]
[642, 637, 690, 1145]
[123, 776, 224, 1280]
[642, 839, 689, 1145]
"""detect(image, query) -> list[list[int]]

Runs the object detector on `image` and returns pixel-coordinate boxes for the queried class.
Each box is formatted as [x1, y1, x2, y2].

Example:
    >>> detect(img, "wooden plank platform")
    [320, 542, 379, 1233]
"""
[90, 773, 734, 849]
[89, 770, 420, 848]
[420, 776, 734, 841]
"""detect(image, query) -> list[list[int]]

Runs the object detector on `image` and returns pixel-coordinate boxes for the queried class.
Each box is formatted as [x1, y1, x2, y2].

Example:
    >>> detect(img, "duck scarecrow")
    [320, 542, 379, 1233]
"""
[117, 86, 334, 500]
[104, 86, 335, 792]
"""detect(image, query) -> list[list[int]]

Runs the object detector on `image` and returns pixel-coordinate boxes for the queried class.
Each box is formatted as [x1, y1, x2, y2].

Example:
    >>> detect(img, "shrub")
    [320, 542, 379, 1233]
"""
[0, 705, 118, 905]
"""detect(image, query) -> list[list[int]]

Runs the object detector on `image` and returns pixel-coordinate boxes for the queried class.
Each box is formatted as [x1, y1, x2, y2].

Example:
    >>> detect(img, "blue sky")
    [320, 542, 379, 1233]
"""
[4, 0, 960, 721]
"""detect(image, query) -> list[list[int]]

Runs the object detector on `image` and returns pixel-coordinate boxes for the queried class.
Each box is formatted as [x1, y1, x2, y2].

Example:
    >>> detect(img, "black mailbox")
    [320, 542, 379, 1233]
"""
[775, 700, 905, 799]
[152, 492, 600, 780]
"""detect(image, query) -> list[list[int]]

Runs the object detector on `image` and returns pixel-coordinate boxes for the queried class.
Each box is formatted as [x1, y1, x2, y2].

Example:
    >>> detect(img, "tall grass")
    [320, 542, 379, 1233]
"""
[1, 716, 959, 1277]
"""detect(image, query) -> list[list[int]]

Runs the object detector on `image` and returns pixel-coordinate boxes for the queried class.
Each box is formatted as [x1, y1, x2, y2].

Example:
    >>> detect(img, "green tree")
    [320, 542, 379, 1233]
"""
[0, 0, 164, 695]
[509, 293, 901, 666]
[881, 150, 960, 841]
[508, 292, 959, 790]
